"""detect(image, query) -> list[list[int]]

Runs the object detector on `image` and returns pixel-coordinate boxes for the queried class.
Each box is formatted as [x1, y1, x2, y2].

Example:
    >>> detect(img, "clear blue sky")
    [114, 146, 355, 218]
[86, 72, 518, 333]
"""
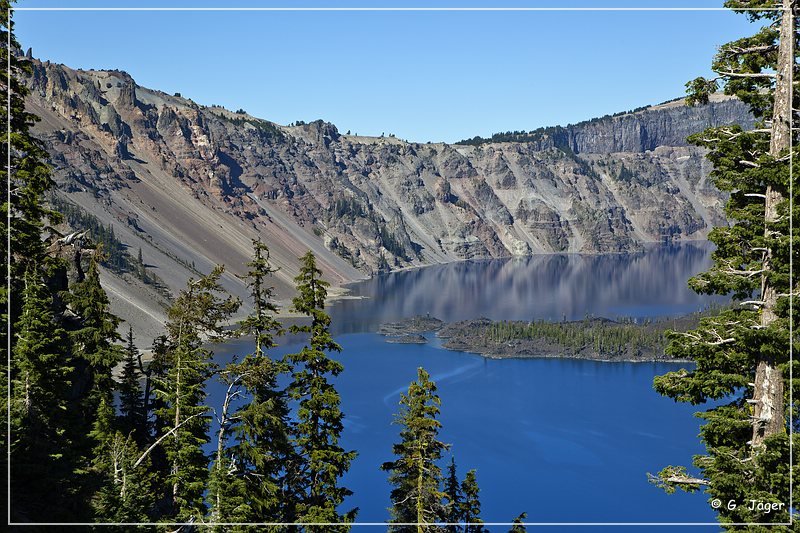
[14, 1, 759, 143]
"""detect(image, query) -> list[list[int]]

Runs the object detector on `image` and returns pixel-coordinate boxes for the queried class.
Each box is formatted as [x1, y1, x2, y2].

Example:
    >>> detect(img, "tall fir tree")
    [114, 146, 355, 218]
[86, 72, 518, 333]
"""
[65, 254, 123, 414]
[211, 240, 293, 525]
[651, 0, 798, 527]
[63, 252, 126, 518]
[92, 427, 157, 522]
[3, 0, 62, 518]
[9, 266, 75, 521]
[382, 367, 449, 532]
[119, 325, 146, 442]
[153, 266, 240, 520]
[2, 0, 58, 307]
[443, 457, 463, 533]
[286, 251, 357, 529]
[459, 470, 485, 533]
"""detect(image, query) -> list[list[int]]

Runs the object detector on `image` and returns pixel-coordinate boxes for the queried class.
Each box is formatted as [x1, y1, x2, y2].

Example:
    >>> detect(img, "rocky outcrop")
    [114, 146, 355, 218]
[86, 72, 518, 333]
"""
[22, 58, 750, 335]
[459, 95, 754, 154]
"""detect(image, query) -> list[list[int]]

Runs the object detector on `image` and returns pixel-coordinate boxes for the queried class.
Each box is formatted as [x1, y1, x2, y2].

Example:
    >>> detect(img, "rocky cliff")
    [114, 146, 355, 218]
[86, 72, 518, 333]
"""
[24, 58, 752, 342]
[458, 95, 753, 154]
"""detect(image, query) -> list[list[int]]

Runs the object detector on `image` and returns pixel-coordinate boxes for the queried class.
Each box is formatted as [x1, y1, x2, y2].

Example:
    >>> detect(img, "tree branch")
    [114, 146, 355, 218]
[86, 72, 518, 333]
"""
[133, 412, 206, 468]
[720, 44, 777, 55]
[716, 71, 776, 79]
[665, 475, 711, 486]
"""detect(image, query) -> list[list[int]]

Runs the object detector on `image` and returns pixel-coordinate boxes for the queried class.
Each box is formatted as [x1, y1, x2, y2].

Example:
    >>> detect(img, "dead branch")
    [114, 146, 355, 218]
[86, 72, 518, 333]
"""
[133, 412, 206, 469]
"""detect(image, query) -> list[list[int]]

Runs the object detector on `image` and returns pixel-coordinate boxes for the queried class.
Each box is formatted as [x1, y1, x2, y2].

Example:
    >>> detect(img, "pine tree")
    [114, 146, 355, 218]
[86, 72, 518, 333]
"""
[2, 0, 59, 303]
[460, 470, 485, 533]
[65, 254, 123, 415]
[382, 367, 449, 532]
[3, 2, 62, 518]
[119, 326, 146, 441]
[443, 457, 463, 533]
[211, 240, 292, 524]
[9, 266, 75, 521]
[153, 266, 240, 520]
[651, 0, 798, 527]
[286, 251, 357, 529]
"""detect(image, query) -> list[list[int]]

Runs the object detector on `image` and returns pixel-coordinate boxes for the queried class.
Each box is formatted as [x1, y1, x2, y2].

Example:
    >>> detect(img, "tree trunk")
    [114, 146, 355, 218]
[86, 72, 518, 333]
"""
[751, 0, 794, 449]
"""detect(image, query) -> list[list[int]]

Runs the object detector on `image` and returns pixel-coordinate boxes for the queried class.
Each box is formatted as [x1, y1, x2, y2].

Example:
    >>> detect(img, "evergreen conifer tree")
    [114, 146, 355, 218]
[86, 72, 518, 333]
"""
[153, 266, 240, 520]
[651, 0, 798, 527]
[207, 369, 251, 529]
[460, 470, 485, 533]
[92, 427, 157, 522]
[9, 267, 75, 521]
[65, 254, 123, 415]
[3, 2, 63, 517]
[214, 240, 293, 524]
[119, 325, 146, 441]
[382, 367, 449, 532]
[286, 251, 357, 529]
[443, 457, 463, 532]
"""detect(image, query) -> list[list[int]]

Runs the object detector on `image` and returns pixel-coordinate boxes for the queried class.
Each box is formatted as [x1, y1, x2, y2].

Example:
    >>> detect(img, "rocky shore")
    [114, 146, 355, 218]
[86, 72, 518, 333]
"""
[378, 315, 445, 344]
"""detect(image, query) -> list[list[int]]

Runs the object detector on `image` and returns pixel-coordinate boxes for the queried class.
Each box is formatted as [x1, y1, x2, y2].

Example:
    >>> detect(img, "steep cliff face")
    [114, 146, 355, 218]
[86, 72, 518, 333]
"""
[470, 95, 753, 154]
[24, 58, 750, 338]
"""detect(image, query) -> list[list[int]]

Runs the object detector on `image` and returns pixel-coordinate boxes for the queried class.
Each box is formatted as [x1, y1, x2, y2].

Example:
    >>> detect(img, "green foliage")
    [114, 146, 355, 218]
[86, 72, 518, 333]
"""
[50, 195, 128, 272]
[286, 251, 357, 528]
[65, 256, 123, 410]
[92, 429, 157, 522]
[615, 163, 636, 183]
[119, 326, 146, 441]
[484, 317, 675, 359]
[460, 470, 486, 533]
[652, 1, 798, 528]
[331, 196, 369, 219]
[328, 196, 410, 261]
[209, 109, 284, 139]
[9, 266, 76, 521]
[443, 457, 463, 532]
[454, 105, 652, 146]
[378, 223, 409, 261]
[3, 2, 59, 292]
[154, 266, 240, 520]
[382, 367, 449, 531]
[209, 240, 293, 526]
[237, 239, 284, 353]
[4, 6, 61, 516]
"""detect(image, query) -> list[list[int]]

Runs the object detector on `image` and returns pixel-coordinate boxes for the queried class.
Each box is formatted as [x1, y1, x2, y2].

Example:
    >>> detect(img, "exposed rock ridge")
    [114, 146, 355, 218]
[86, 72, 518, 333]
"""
[22, 58, 751, 340]
[517, 95, 754, 154]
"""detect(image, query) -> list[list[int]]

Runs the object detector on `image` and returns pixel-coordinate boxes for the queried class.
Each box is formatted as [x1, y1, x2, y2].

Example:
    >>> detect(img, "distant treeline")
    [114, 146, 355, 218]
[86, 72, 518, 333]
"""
[486, 317, 667, 357]
[441, 307, 723, 360]
[455, 102, 672, 146]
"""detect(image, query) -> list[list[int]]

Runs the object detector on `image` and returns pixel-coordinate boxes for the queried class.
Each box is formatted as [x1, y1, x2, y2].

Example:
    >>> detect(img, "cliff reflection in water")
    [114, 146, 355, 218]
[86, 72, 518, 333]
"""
[329, 242, 724, 334]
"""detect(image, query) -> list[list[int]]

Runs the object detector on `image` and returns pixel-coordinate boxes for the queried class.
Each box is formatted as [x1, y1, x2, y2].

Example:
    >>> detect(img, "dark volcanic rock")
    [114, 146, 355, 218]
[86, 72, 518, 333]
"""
[379, 315, 445, 336]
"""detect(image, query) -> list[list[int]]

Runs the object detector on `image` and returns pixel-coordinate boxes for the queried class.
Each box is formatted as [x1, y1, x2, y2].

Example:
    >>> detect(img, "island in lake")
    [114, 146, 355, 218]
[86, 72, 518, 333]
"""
[379, 311, 713, 362]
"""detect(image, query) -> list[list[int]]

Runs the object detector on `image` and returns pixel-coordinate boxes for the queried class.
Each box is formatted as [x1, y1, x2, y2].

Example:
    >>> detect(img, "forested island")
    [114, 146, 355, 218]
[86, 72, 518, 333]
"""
[380, 312, 714, 362]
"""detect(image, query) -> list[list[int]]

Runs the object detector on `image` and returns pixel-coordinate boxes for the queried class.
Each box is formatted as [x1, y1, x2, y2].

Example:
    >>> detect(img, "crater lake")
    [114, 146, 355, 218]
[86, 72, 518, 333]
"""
[211, 242, 726, 526]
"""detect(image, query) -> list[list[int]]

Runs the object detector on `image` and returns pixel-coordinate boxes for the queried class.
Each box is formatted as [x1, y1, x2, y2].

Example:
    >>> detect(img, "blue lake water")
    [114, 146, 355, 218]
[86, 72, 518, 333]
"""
[211, 242, 727, 528]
